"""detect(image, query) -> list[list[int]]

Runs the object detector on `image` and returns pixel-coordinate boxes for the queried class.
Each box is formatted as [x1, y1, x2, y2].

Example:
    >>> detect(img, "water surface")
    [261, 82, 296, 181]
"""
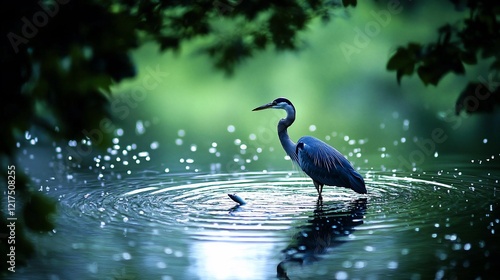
[12, 161, 499, 280]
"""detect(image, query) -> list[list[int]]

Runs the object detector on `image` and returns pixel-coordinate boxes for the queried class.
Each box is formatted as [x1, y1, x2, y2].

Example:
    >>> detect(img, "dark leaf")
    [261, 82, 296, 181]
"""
[460, 51, 477, 65]
[253, 33, 268, 50]
[438, 24, 452, 45]
[396, 70, 405, 85]
[455, 82, 500, 114]
[23, 192, 57, 231]
[342, 0, 357, 8]
[490, 59, 500, 71]
[450, 58, 465, 74]
[417, 64, 448, 86]
[387, 45, 420, 71]
[159, 36, 181, 51]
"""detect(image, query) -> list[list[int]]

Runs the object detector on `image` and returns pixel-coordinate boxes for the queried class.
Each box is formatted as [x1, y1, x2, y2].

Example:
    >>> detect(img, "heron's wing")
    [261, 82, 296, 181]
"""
[297, 136, 366, 194]
[297, 136, 350, 173]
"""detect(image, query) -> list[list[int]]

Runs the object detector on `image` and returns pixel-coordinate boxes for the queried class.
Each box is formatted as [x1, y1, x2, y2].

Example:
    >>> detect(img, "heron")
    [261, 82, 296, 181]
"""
[253, 97, 367, 196]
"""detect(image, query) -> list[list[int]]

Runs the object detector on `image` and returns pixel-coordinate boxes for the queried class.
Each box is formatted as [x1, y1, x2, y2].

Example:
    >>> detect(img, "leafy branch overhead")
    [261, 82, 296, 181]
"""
[154, 0, 355, 73]
[386, 0, 500, 114]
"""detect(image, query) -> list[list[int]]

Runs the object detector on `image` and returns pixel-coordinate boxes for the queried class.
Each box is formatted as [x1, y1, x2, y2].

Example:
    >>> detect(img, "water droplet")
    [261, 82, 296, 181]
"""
[157, 261, 167, 269]
[174, 251, 183, 257]
[190, 145, 197, 152]
[403, 119, 410, 130]
[122, 252, 132, 260]
[342, 261, 352, 268]
[335, 271, 348, 280]
[483, 138, 488, 144]
[151, 141, 159, 150]
[388, 261, 398, 269]
[136, 120, 145, 135]
[309, 125, 316, 132]
[227, 125, 235, 133]
[354, 261, 365, 268]
[178, 129, 185, 137]
[164, 248, 173, 254]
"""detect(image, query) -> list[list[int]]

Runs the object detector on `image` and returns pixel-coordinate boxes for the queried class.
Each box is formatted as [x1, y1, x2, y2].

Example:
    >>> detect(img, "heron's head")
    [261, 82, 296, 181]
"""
[252, 97, 294, 112]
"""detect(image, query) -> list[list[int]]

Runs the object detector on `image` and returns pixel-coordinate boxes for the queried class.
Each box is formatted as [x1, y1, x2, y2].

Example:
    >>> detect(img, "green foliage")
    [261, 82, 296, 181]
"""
[387, 0, 500, 114]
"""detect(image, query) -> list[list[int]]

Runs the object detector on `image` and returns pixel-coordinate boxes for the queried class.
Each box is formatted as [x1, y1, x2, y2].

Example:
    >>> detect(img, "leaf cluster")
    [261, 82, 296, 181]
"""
[386, 0, 500, 114]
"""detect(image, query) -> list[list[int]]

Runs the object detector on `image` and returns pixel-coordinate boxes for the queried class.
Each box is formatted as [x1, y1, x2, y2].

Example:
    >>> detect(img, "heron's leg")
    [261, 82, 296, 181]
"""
[313, 181, 323, 197]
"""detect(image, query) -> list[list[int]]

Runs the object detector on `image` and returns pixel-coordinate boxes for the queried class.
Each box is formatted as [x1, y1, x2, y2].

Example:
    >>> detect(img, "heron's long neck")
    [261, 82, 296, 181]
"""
[278, 106, 298, 163]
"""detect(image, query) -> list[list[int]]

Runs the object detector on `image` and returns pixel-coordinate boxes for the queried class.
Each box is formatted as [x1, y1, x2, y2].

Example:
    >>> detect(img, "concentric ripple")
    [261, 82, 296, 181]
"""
[61, 171, 358, 242]
[58, 169, 495, 240]
[45, 167, 499, 279]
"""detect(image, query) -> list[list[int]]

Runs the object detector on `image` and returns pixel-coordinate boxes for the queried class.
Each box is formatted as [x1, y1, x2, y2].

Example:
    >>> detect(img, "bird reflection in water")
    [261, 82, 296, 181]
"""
[277, 198, 367, 279]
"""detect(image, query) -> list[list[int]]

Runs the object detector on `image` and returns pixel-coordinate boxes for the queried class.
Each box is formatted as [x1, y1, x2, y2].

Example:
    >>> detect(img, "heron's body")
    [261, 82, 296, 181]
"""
[253, 97, 366, 196]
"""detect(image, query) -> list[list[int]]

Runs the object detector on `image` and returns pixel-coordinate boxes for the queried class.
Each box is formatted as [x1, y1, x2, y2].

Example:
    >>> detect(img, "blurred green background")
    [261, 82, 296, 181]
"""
[108, 1, 498, 173]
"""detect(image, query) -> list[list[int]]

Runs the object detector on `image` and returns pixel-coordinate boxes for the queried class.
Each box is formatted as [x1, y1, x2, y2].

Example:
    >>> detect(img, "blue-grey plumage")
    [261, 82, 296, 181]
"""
[296, 137, 366, 194]
[253, 97, 367, 196]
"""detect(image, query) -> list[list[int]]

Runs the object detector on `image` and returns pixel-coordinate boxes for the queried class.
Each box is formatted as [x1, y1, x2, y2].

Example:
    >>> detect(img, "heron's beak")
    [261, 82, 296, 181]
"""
[252, 102, 273, 111]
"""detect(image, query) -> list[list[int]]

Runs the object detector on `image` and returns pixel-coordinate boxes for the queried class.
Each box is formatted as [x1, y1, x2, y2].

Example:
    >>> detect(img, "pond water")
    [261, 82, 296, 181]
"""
[9, 157, 499, 280]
